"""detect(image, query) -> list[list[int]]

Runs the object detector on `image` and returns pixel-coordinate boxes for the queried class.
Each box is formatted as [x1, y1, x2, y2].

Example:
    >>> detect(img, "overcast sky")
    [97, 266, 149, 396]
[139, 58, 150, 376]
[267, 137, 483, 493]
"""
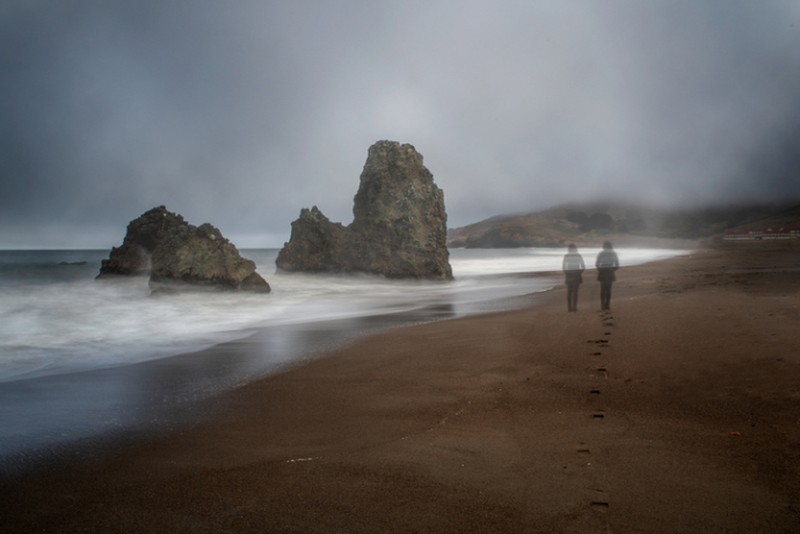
[2, 1, 799, 248]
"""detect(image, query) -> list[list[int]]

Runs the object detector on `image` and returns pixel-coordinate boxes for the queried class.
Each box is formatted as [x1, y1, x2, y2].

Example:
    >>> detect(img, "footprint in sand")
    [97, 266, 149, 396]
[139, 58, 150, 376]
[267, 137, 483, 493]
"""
[591, 488, 610, 512]
[591, 500, 610, 512]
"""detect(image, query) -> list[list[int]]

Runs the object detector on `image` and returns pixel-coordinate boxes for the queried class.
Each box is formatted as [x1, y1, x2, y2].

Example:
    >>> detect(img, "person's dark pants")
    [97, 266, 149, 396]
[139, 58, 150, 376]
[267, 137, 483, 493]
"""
[566, 282, 580, 312]
[600, 281, 613, 310]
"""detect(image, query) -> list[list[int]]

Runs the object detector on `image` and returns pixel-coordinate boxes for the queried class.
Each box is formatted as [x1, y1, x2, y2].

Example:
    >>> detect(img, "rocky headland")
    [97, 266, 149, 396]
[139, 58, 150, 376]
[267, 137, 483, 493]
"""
[98, 206, 270, 293]
[276, 140, 453, 280]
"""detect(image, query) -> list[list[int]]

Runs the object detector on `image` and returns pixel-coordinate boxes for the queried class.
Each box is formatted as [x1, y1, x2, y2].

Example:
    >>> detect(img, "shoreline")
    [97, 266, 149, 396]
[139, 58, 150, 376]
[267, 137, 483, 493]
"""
[0, 244, 681, 472]
[0, 269, 558, 474]
[3, 240, 799, 532]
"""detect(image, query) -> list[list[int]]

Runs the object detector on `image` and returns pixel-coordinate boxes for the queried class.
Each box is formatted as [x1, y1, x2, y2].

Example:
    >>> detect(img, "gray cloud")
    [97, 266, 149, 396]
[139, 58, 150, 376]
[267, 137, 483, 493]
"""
[2, 0, 799, 248]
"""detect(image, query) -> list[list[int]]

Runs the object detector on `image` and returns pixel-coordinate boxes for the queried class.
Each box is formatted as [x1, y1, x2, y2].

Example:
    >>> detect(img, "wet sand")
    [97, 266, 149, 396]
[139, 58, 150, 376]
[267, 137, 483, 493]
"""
[2, 240, 799, 533]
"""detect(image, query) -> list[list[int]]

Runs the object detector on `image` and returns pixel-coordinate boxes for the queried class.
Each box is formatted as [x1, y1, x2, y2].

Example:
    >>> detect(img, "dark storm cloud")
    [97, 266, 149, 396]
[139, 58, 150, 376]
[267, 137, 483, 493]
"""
[1, 0, 799, 248]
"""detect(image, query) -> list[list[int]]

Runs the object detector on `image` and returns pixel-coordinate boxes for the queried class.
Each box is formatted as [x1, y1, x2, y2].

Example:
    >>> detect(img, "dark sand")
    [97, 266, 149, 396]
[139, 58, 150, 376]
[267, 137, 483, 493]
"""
[2, 240, 799, 533]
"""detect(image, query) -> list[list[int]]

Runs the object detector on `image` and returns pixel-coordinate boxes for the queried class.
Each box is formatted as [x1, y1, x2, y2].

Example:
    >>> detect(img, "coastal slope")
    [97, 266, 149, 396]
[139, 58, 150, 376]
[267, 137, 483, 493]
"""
[447, 201, 800, 247]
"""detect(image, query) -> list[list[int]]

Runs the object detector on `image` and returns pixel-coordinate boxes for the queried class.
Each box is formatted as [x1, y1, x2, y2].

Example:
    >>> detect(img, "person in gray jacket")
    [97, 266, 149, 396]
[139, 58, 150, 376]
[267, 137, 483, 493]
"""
[595, 241, 620, 310]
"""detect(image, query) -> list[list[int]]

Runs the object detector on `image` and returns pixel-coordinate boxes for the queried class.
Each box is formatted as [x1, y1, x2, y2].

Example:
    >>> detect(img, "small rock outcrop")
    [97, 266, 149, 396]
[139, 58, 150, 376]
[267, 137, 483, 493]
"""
[275, 207, 345, 272]
[276, 140, 453, 280]
[98, 206, 270, 293]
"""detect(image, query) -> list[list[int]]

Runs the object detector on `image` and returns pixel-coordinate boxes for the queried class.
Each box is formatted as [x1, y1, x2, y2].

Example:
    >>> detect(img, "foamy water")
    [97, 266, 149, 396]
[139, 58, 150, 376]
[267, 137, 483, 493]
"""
[0, 247, 687, 384]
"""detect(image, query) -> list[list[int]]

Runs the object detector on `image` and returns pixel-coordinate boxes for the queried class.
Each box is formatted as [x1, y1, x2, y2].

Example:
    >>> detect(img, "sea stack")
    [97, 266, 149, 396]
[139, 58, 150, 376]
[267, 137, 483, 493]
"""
[98, 206, 270, 293]
[276, 140, 453, 280]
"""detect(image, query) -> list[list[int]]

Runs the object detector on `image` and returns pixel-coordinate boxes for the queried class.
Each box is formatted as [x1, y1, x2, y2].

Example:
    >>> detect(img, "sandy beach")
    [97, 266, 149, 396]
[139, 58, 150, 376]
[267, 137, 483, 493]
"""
[2, 240, 799, 533]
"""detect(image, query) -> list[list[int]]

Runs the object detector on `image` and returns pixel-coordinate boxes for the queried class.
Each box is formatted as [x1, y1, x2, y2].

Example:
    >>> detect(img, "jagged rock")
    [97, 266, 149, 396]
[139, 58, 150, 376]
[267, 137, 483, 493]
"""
[276, 140, 453, 280]
[275, 207, 345, 272]
[98, 206, 270, 293]
[98, 207, 188, 276]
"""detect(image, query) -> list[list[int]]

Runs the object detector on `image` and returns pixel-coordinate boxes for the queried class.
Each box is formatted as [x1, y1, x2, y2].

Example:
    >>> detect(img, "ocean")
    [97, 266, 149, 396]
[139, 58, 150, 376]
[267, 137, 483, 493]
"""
[0, 246, 688, 468]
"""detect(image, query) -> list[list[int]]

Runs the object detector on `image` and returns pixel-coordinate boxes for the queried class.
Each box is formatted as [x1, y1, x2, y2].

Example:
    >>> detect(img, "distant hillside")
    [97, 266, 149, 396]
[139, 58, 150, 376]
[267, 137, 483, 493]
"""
[722, 204, 800, 234]
[447, 202, 800, 248]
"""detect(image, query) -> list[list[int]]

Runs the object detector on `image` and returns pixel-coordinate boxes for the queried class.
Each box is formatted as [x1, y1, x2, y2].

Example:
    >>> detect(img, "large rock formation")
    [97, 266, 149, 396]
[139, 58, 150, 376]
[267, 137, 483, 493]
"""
[276, 140, 453, 280]
[98, 206, 270, 293]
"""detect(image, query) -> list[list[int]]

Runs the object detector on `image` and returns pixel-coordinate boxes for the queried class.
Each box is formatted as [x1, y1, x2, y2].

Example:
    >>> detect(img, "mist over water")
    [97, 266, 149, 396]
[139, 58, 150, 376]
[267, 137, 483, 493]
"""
[0, 249, 535, 383]
[0, 246, 688, 465]
[0, 247, 685, 383]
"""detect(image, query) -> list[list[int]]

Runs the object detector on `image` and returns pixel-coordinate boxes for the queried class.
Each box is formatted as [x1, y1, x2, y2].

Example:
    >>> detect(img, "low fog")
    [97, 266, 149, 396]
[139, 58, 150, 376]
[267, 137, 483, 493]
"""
[2, 1, 799, 248]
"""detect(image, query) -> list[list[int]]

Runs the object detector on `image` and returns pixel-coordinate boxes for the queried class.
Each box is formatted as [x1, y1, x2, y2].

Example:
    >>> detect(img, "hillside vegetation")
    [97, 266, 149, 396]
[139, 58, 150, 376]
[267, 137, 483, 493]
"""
[447, 202, 800, 248]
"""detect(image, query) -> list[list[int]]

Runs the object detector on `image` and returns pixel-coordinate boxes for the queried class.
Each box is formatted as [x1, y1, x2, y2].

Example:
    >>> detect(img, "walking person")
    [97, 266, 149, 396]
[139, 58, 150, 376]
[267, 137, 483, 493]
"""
[562, 243, 585, 312]
[595, 241, 620, 310]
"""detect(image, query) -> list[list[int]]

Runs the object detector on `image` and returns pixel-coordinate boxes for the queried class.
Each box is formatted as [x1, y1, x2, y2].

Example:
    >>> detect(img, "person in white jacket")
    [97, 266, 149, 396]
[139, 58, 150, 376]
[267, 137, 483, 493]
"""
[562, 243, 585, 312]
